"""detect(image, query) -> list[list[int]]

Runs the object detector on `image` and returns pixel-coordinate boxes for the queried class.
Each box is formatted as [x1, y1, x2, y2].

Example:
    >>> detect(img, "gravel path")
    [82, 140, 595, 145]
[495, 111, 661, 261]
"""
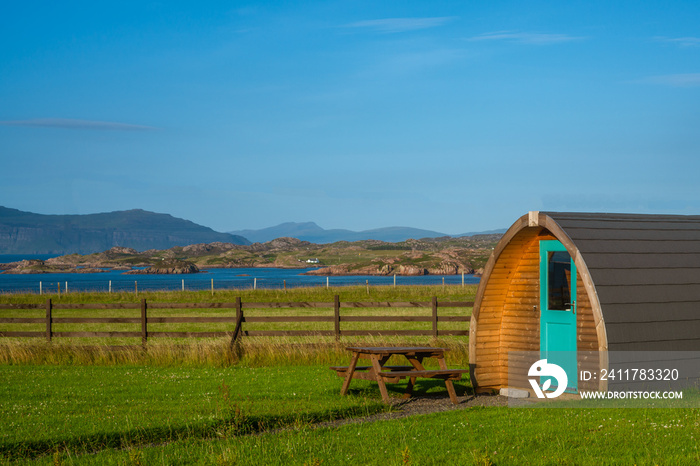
[315, 394, 510, 429]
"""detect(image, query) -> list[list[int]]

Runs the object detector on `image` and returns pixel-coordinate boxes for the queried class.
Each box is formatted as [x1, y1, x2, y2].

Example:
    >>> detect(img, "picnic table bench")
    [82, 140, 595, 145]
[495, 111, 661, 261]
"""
[331, 346, 468, 404]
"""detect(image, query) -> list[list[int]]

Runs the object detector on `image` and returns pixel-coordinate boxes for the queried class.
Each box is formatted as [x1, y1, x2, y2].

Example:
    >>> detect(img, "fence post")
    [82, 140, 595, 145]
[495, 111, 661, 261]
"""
[45, 298, 52, 342]
[432, 296, 438, 338]
[231, 296, 243, 346]
[334, 294, 340, 341]
[141, 298, 147, 347]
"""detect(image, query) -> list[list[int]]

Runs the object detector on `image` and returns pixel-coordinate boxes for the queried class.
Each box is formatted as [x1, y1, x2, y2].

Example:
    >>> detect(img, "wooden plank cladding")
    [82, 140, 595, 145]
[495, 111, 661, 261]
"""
[470, 224, 548, 389]
[0, 297, 473, 344]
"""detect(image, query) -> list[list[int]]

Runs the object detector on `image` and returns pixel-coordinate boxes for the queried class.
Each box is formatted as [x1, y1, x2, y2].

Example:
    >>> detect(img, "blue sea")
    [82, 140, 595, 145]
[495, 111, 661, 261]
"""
[0, 254, 60, 263]
[0, 255, 480, 293]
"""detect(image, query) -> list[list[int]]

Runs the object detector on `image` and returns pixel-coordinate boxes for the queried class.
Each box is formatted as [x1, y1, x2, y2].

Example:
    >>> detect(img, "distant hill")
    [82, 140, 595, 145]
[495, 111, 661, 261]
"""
[0, 207, 250, 254]
[229, 222, 490, 244]
[455, 228, 508, 237]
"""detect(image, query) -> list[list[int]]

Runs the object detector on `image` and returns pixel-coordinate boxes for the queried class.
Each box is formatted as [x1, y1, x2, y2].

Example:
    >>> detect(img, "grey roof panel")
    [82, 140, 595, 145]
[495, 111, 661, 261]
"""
[588, 268, 700, 286]
[544, 211, 700, 222]
[602, 302, 700, 323]
[573, 239, 700, 254]
[595, 284, 700, 305]
[606, 320, 700, 344]
[609, 340, 700, 351]
[584, 253, 700, 269]
[561, 228, 700, 241]
[556, 220, 700, 230]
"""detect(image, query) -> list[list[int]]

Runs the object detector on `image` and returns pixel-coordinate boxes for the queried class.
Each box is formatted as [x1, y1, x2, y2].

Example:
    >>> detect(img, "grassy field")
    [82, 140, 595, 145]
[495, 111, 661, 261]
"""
[0, 364, 400, 462]
[2, 364, 699, 465]
[69, 404, 700, 465]
[2, 285, 699, 464]
[0, 284, 479, 304]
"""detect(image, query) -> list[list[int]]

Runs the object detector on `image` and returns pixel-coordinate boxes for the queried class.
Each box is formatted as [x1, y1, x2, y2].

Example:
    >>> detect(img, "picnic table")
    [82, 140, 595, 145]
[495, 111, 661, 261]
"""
[331, 346, 468, 404]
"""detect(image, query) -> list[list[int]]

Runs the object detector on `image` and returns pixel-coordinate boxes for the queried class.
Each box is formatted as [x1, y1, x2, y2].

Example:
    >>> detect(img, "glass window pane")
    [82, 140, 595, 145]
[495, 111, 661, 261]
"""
[548, 251, 571, 310]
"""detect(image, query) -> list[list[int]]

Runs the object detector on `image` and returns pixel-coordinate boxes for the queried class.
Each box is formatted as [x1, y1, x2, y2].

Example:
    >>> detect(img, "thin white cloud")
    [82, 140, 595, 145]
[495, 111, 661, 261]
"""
[344, 17, 455, 34]
[0, 118, 158, 131]
[639, 73, 700, 87]
[467, 31, 583, 45]
[361, 48, 465, 77]
[654, 36, 700, 47]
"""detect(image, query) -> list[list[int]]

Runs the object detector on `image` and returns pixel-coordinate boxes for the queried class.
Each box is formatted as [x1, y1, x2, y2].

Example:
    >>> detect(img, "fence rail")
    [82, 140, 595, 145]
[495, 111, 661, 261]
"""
[0, 296, 472, 343]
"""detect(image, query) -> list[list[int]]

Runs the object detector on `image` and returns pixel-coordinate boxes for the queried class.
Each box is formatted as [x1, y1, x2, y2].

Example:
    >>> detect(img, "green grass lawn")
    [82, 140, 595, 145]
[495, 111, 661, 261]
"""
[0, 365, 392, 461]
[0, 284, 479, 305]
[2, 362, 700, 465]
[210, 405, 699, 465]
[18, 393, 700, 465]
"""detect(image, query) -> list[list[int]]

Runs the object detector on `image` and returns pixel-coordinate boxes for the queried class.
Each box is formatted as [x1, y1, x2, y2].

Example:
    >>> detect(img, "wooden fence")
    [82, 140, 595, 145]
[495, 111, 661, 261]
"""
[0, 296, 472, 344]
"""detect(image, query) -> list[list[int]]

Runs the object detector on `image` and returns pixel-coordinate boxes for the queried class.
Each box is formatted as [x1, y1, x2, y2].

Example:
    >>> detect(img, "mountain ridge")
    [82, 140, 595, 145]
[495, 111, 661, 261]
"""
[0, 206, 506, 254]
[0, 206, 250, 254]
[230, 222, 506, 243]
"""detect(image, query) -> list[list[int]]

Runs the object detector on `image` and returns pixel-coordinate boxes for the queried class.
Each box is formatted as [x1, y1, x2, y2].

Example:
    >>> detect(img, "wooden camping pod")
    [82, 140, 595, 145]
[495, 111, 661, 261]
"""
[469, 211, 700, 392]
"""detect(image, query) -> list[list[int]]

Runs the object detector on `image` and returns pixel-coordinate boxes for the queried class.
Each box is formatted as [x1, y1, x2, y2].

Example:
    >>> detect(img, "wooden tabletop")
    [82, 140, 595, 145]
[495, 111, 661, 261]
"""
[345, 346, 448, 355]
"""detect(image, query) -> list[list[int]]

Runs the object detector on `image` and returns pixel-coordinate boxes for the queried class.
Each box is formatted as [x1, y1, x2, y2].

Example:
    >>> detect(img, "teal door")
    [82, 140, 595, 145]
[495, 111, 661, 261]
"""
[539, 240, 577, 393]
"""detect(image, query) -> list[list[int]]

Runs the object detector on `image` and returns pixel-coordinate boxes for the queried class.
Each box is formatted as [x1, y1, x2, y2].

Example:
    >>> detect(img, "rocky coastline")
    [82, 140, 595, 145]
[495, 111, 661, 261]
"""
[0, 234, 498, 276]
[0, 260, 108, 274]
[124, 262, 200, 275]
[302, 264, 476, 276]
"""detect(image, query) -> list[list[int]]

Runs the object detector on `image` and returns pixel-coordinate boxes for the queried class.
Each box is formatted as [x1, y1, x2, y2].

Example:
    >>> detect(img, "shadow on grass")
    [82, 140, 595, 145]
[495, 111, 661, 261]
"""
[0, 403, 387, 461]
[347, 379, 472, 400]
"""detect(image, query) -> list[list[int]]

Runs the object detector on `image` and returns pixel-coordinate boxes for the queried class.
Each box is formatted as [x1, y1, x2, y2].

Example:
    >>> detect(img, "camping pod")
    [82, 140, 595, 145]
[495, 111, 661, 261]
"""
[469, 211, 700, 393]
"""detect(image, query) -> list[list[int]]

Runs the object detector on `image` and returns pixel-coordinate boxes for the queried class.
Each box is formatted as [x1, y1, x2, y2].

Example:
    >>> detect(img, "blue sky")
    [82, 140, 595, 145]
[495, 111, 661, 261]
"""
[1, 1, 699, 234]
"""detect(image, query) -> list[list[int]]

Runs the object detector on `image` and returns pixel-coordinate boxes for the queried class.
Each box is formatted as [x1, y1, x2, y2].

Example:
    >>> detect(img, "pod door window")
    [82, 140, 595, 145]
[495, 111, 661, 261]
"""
[547, 251, 573, 311]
